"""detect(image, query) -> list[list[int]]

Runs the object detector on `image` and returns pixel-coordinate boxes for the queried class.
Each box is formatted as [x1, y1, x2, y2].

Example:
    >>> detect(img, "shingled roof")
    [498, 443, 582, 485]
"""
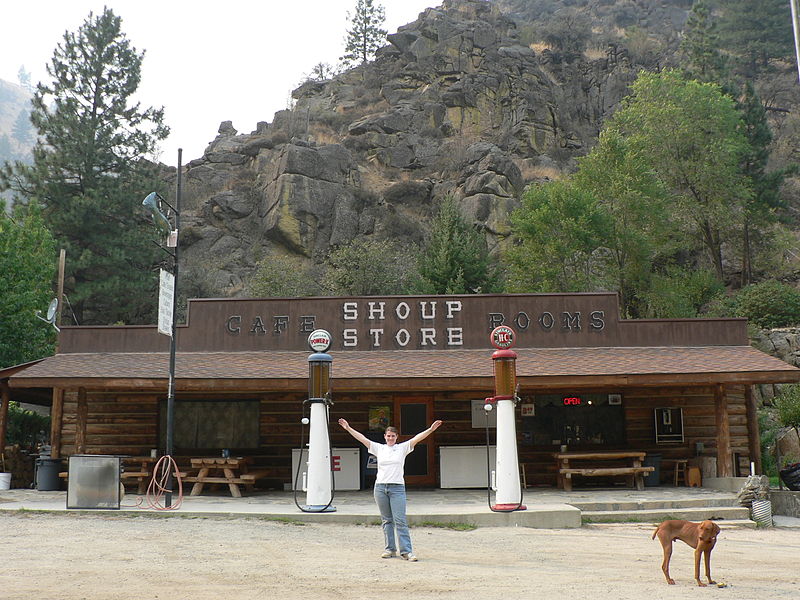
[8, 345, 799, 392]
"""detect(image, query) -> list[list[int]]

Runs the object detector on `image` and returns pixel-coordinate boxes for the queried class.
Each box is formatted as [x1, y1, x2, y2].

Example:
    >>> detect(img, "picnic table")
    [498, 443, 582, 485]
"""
[182, 456, 265, 498]
[554, 451, 654, 491]
[120, 456, 157, 494]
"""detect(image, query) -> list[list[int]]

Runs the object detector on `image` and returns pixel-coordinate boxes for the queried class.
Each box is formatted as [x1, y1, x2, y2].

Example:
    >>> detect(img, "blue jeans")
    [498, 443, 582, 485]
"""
[374, 483, 411, 554]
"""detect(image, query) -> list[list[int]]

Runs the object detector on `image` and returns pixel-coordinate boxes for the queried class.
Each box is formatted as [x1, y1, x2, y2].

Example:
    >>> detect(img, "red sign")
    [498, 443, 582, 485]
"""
[563, 397, 582, 406]
[331, 455, 341, 471]
[490, 325, 516, 349]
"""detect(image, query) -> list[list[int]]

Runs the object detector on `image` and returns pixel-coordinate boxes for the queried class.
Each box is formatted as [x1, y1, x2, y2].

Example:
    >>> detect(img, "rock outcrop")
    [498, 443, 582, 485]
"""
[172, 0, 646, 296]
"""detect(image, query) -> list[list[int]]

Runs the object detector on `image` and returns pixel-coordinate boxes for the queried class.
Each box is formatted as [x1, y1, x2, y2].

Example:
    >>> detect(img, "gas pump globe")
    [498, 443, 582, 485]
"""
[301, 329, 336, 512]
[486, 326, 526, 511]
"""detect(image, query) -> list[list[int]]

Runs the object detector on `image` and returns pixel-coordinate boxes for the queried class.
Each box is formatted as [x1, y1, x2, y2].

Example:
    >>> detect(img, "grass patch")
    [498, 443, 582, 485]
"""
[417, 520, 477, 531]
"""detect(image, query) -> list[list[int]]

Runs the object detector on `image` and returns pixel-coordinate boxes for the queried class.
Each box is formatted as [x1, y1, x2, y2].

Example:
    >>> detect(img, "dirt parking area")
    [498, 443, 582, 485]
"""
[1, 512, 798, 600]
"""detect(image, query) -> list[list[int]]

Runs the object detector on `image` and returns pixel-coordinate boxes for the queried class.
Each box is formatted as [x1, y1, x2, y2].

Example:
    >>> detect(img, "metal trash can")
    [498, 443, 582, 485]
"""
[35, 457, 63, 491]
[643, 453, 662, 487]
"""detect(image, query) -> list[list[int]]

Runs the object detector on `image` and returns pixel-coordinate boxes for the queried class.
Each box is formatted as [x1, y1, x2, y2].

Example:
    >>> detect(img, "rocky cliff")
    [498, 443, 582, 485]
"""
[172, 0, 645, 296]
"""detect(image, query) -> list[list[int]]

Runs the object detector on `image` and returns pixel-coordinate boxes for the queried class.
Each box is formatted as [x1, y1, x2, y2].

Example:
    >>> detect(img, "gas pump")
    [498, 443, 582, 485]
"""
[294, 329, 336, 512]
[484, 325, 526, 512]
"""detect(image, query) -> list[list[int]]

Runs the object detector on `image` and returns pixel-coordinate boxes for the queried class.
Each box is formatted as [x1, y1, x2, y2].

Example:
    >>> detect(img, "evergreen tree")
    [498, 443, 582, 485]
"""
[736, 82, 787, 286]
[680, 0, 727, 84]
[340, 0, 387, 67]
[17, 66, 33, 92]
[419, 197, 499, 294]
[11, 108, 34, 149]
[0, 202, 56, 368]
[0, 8, 169, 325]
[715, 0, 794, 76]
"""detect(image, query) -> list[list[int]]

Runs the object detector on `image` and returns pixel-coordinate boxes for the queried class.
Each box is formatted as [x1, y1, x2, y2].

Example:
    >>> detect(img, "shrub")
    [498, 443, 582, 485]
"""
[7, 402, 50, 450]
[775, 384, 800, 435]
[730, 280, 800, 328]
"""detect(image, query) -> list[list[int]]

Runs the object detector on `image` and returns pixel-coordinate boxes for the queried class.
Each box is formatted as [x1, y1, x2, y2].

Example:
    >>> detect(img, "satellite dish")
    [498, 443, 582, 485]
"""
[46, 298, 58, 321]
[36, 298, 61, 332]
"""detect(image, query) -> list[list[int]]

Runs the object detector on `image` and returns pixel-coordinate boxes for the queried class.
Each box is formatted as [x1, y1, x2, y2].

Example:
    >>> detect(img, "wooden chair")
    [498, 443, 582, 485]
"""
[519, 463, 529, 489]
[672, 459, 688, 486]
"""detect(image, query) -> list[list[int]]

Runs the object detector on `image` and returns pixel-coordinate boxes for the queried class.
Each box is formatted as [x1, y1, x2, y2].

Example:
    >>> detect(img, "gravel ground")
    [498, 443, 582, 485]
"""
[1, 512, 799, 600]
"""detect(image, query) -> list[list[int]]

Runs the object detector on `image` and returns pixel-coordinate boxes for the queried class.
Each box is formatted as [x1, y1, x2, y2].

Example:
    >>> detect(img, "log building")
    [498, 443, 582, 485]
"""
[3, 293, 799, 489]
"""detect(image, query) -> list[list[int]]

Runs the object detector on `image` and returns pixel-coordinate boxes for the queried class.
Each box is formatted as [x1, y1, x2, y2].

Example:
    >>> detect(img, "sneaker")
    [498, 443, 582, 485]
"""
[381, 550, 396, 559]
[401, 552, 418, 562]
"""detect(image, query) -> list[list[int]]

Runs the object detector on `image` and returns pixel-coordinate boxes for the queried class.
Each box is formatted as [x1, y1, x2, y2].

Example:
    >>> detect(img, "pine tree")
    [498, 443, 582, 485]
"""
[0, 8, 169, 325]
[419, 197, 499, 294]
[680, 0, 727, 84]
[11, 109, 34, 149]
[737, 82, 786, 286]
[715, 0, 794, 76]
[340, 0, 388, 67]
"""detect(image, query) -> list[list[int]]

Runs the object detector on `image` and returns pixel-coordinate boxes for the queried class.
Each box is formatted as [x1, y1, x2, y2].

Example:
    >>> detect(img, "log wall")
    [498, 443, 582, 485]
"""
[54, 384, 753, 489]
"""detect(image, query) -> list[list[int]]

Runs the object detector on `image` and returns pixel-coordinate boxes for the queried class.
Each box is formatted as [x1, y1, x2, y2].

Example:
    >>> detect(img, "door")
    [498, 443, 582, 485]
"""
[394, 396, 436, 486]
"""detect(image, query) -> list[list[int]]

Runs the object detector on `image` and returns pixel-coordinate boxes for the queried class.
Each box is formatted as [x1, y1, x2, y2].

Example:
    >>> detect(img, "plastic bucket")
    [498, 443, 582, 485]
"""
[0, 472, 10, 490]
[751, 499, 773, 527]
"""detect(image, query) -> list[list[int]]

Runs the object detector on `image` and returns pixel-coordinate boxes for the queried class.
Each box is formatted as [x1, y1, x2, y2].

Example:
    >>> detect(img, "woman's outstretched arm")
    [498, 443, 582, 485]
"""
[338, 418, 372, 449]
[409, 420, 443, 449]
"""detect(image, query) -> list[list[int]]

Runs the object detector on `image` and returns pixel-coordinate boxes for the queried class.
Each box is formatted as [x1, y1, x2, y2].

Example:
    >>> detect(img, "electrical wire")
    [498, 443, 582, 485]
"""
[142, 455, 184, 510]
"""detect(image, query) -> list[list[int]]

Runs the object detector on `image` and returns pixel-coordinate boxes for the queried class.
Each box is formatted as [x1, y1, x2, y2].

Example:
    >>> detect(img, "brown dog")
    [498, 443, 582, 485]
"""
[652, 519, 720, 586]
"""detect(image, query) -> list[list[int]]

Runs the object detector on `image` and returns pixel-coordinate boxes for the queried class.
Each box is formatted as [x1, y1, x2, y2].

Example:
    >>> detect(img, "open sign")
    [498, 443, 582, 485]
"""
[490, 325, 516, 349]
[307, 329, 332, 352]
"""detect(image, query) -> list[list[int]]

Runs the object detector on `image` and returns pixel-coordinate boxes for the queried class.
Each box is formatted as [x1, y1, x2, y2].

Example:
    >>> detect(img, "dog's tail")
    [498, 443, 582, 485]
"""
[652, 525, 660, 540]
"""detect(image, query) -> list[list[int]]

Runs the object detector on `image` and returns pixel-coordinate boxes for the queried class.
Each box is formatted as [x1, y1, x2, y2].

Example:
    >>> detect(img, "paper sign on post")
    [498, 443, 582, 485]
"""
[158, 269, 175, 336]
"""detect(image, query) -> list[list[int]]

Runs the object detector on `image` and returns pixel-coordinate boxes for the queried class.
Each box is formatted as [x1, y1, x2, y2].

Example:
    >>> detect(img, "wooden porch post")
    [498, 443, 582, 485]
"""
[50, 388, 64, 459]
[75, 387, 88, 454]
[0, 379, 10, 454]
[714, 384, 733, 477]
[745, 385, 762, 475]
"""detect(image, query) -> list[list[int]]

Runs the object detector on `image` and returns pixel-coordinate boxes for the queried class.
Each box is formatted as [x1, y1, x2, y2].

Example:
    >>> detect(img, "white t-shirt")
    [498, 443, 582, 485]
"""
[369, 440, 413, 484]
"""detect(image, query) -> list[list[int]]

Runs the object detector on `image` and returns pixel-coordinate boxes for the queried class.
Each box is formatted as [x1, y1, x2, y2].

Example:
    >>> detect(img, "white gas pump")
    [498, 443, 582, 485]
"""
[484, 325, 526, 511]
[296, 329, 336, 512]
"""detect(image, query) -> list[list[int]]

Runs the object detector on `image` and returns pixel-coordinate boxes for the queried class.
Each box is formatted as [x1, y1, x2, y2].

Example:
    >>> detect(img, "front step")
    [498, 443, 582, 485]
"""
[569, 494, 744, 512]
[580, 505, 752, 524]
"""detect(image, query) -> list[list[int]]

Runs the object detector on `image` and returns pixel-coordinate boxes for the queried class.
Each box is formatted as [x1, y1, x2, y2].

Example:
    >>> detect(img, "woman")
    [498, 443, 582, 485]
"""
[338, 417, 443, 561]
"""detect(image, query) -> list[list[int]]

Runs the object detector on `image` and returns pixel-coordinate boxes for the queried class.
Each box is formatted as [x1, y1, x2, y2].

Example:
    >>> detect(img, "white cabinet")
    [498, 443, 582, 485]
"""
[439, 445, 496, 488]
[291, 447, 361, 491]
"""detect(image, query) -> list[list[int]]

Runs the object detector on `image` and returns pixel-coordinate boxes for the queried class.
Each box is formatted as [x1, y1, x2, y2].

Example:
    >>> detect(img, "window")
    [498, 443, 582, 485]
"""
[159, 400, 260, 450]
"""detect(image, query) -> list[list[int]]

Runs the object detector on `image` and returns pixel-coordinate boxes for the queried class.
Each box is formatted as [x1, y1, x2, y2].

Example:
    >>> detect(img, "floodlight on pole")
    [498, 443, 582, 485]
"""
[141, 148, 182, 508]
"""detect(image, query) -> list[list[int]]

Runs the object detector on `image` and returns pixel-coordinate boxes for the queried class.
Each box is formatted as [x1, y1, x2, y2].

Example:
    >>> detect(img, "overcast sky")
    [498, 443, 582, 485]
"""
[1, 1, 439, 166]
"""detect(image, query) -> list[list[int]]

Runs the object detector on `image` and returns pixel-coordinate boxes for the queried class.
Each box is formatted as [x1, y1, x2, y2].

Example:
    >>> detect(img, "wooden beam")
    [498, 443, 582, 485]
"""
[714, 384, 732, 477]
[75, 387, 88, 454]
[0, 379, 10, 453]
[50, 388, 64, 458]
[745, 385, 762, 475]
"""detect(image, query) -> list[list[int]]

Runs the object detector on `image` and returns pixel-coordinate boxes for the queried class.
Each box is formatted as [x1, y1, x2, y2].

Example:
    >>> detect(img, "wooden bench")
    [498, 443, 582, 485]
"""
[559, 466, 654, 491]
[555, 451, 654, 491]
